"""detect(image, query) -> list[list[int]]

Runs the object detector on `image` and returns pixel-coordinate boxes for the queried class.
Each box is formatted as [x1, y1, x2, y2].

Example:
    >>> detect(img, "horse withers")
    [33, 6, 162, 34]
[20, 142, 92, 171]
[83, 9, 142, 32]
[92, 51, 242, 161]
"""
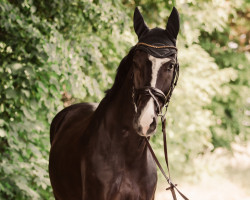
[49, 7, 180, 200]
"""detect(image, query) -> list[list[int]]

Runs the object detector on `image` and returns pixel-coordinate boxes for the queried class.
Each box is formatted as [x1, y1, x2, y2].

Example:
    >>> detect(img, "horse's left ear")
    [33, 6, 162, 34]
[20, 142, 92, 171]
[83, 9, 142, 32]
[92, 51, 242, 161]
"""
[133, 7, 149, 39]
[166, 7, 180, 39]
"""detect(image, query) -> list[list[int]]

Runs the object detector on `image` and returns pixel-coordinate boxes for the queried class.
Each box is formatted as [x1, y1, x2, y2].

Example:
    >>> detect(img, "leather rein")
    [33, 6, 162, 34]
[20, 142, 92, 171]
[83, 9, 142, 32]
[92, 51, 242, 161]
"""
[132, 43, 189, 200]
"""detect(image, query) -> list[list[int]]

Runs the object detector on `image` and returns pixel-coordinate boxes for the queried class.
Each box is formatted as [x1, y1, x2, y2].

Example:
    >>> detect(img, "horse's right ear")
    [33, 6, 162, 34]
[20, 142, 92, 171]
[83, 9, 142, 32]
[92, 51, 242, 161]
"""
[133, 7, 149, 39]
[166, 7, 180, 40]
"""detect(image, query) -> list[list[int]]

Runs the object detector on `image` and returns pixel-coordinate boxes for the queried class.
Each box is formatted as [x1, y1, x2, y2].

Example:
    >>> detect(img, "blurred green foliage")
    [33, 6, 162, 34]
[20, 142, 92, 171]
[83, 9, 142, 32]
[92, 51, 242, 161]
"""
[0, 0, 249, 199]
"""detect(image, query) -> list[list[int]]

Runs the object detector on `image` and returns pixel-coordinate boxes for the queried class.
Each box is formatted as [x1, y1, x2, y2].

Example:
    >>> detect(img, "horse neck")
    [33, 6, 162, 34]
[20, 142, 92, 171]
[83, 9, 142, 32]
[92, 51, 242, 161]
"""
[112, 78, 135, 123]
[93, 75, 148, 161]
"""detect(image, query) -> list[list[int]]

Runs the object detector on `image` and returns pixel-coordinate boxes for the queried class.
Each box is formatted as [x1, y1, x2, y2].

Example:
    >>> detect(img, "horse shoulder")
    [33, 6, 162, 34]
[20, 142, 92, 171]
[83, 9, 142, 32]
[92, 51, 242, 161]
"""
[49, 102, 98, 200]
[50, 102, 98, 145]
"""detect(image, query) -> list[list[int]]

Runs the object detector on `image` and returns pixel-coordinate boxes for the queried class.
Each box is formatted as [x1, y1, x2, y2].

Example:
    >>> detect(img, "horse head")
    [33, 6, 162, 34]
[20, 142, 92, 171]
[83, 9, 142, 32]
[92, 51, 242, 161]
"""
[132, 7, 180, 137]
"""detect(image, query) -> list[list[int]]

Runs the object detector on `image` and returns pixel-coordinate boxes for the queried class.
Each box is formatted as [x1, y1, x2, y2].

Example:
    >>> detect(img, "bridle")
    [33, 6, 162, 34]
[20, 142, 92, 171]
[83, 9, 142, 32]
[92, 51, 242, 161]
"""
[132, 43, 189, 200]
[132, 43, 179, 115]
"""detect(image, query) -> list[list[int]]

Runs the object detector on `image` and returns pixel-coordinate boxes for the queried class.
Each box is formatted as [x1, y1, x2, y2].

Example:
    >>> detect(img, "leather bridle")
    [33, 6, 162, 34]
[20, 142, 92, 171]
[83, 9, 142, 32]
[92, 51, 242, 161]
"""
[132, 43, 189, 200]
[132, 43, 179, 115]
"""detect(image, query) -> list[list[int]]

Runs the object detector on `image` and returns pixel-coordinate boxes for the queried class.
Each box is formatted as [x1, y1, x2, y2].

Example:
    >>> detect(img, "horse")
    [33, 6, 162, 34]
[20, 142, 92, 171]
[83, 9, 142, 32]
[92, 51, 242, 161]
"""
[49, 7, 180, 200]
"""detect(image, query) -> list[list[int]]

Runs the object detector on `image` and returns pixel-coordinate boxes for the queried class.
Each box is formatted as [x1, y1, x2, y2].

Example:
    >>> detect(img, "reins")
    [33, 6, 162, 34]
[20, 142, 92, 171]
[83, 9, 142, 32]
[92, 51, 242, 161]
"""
[145, 117, 189, 200]
[134, 43, 189, 200]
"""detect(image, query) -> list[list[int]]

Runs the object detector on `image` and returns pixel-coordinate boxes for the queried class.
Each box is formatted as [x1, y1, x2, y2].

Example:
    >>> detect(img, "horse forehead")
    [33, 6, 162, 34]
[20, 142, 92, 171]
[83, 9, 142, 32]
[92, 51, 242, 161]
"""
[148, 55, 171, 87]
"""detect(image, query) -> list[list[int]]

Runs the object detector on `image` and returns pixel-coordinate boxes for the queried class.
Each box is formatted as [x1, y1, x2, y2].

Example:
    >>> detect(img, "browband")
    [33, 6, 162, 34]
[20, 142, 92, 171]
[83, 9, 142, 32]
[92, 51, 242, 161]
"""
[135, 42, 178, 58]
[136, 42, 178, 50]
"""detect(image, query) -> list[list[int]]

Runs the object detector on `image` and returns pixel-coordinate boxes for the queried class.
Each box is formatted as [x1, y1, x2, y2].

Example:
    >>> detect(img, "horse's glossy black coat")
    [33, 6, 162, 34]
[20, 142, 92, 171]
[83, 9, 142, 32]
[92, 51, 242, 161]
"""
[49, 81, 157, 199]
[49, 7, 180, 200]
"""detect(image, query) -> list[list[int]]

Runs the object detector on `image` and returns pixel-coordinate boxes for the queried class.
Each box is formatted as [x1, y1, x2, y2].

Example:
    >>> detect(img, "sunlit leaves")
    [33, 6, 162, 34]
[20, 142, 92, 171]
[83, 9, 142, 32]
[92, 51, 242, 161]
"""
[0, 0, 133, 198]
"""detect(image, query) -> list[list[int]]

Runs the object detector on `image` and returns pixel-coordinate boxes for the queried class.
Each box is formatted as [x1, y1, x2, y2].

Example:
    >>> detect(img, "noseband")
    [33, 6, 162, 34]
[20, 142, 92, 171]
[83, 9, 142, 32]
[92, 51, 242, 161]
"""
[135, 86, 166, 114]
[132, 43, 189, 200]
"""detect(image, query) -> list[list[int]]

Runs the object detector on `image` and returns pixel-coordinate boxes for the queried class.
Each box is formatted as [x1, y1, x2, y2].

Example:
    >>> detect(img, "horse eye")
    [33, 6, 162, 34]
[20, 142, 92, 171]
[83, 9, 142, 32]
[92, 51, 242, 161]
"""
[168, 63, 174, 70]
[163, 63, 174, 71]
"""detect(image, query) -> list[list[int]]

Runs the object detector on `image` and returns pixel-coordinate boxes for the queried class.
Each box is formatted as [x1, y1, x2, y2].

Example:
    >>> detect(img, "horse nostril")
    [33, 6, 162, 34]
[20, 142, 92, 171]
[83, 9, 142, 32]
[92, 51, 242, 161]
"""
[138, 126, 142, 133]
[149, 117, 157, 131]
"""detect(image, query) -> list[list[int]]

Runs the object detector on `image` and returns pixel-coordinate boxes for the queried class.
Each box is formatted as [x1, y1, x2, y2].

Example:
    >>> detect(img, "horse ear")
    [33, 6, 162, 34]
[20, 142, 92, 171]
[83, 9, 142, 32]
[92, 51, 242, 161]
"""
[133, 7, 149, 39]
[166, 7, 180, 39]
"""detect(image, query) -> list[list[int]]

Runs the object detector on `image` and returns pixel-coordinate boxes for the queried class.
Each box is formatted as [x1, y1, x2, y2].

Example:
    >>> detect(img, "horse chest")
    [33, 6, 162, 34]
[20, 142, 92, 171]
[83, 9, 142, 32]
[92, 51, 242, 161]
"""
[85, 160, 157, 200]
[82, 129, 158, 199]
[113, 173, 158, 200]
[109, 173, 141, 199]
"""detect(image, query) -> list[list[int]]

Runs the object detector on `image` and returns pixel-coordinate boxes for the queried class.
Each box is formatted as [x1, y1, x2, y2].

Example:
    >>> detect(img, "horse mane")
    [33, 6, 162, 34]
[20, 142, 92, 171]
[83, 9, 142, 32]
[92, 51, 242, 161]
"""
[90, 45, 136, 116]
[101, 46, 136, 103]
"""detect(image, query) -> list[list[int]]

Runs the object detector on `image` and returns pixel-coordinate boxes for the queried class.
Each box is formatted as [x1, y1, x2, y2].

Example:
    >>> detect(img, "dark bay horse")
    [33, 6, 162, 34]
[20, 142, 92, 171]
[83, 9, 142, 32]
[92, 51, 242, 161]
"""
[49, 7, 180, 200]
